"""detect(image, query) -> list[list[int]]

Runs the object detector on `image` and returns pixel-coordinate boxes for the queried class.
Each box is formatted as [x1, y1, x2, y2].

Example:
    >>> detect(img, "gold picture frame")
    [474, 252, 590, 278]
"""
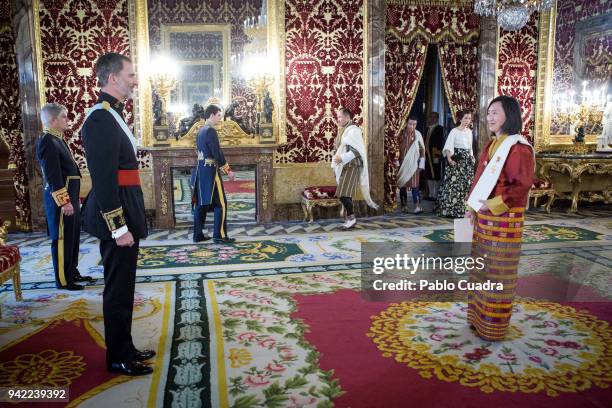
[160, 24, 230, 109]
[534, 2, 602, 152]
[128, 0, 287, 147]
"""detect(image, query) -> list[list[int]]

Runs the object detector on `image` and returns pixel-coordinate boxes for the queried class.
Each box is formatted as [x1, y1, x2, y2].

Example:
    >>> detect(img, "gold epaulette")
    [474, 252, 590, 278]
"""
[51, 187, 70, 207]
[101, 207, 126, 232]
[101, 101, 111, 110]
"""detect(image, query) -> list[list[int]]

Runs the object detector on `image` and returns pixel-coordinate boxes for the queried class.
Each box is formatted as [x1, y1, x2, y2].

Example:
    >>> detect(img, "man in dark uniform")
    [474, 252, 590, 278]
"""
[36, 103, 93, 290]
[81, 53, 154, 376]
[191, 104, 236, 243]
[424, 112, 445, 200]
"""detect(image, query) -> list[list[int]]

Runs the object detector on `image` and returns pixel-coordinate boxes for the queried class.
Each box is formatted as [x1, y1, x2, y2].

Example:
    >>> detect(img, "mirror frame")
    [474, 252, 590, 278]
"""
[534, 1, 601, 152]
[160, 24, 232, 109]
[129, 0, 287, 147]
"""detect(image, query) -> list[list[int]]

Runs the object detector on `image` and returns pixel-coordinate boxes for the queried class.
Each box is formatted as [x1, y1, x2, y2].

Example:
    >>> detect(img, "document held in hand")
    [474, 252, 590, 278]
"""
[418, 157, 426, 170]
[454, 217, 473, 242]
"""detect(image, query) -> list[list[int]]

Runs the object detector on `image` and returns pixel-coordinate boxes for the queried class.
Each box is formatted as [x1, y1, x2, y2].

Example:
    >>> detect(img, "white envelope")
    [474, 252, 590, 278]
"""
[454, 217, 473, 242]
[418, 157, 426, 170]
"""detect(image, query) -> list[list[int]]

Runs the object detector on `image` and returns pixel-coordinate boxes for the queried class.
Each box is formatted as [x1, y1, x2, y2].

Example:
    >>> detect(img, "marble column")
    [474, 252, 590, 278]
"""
[476, 16, 498, 156]
[365, 0, 385, 214]
[13, 0, 45, 231]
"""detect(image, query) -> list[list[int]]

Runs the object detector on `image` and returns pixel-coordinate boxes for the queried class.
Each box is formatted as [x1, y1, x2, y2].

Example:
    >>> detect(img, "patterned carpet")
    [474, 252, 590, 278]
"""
[1, 208, 611, 407]
[173, 169, 256, 225]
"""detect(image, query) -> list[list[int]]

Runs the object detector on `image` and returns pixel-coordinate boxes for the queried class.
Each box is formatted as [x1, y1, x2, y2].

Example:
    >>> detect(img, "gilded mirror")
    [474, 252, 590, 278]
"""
[534, 0, 611, 152]
[129, 0, 286, 147]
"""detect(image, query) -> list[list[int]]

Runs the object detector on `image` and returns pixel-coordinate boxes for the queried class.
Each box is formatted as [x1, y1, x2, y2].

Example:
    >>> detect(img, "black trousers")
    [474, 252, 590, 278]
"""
[100, 238, 140, 364]
[50, 207, 80, 287]
[339, 196, 354, 216]
[399, 188, 408, 207]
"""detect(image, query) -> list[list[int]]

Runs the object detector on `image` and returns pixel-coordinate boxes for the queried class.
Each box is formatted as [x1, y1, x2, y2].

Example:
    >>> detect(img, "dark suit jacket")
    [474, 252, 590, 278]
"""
[81, 92, 147, 240]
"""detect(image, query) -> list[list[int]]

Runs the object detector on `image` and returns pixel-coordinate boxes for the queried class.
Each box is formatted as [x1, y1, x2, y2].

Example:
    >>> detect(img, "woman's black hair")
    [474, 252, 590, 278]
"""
[455, 110, 472, 126]
[488, 95, 522, 135]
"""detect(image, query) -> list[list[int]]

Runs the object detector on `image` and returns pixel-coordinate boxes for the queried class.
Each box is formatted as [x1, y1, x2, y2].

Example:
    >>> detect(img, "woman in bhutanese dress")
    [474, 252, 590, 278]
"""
[465, 95, 535, 341]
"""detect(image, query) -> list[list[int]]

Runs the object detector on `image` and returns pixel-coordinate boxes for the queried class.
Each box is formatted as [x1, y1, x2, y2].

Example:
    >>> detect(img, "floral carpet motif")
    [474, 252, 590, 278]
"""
[0, 283, 173, 406]
[368, 300, 612, 396]
[207, 272, 360, 407]
[425, 224, 603, 243]
[136, 240, 304, 269]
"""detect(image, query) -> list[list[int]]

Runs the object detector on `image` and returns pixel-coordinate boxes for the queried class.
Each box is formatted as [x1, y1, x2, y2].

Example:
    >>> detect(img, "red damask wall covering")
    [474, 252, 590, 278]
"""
[0, 2, 30, 229]
[38, 0, 133, 168]
[496, 13, 539, 142]
[277, 0, 364, 163]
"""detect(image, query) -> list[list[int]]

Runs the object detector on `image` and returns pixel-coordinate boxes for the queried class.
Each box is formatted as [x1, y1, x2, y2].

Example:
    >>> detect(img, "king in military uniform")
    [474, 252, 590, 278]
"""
[191, 104, 236, 243]
[81, 53, 154, 376]
[36, 103, 93, 290]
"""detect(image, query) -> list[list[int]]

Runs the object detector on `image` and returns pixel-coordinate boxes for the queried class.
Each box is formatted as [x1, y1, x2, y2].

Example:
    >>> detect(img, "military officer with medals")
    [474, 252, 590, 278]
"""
[36, 103, 93, 290]
[81, 53, 154, 376]
[191, 104, 236, 243]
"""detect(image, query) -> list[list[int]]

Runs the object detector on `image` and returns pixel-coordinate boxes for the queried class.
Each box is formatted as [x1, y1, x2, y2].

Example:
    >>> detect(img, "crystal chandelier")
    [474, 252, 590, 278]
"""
[474, 0, 553, 31]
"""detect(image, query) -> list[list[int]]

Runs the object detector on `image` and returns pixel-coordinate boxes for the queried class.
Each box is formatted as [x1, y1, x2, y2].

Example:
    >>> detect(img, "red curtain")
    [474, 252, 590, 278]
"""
[438, 41, 479, 122]
[384, 36, 428, 209]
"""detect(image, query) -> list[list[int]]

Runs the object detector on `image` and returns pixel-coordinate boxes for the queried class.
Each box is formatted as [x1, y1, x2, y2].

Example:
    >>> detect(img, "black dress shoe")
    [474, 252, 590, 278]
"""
[213, 237, 235, 244]
[193, 235, 211, 243]
[134, 349, 156, 361]
[107, 361, 153, 376]
[57, 283, 84, 291]
[74, 275, 94, 283]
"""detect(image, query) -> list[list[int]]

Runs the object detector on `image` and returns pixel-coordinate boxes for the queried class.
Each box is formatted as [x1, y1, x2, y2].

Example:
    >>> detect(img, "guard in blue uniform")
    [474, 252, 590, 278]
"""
[191, 104, 236, 243]
[81, 53, 154, 376]
[36, 103, 92, 290]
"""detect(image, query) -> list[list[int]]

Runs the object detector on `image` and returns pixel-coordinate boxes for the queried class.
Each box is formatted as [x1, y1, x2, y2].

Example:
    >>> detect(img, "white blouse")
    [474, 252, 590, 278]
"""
[442, 127, 473, 157]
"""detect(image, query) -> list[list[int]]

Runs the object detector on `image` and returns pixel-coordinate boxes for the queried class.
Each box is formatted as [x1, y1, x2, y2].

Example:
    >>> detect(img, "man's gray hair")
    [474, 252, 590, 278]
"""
[95, 52, 132, 87]
[40, 103, 67, 128]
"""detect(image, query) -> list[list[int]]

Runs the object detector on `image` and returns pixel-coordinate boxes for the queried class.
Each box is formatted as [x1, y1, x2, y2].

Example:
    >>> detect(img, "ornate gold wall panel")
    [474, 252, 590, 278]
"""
[129, 0, 286, 147]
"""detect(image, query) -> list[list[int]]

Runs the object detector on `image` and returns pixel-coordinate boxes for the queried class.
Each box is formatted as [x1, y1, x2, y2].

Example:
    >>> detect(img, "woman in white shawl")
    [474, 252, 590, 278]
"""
[332, 108, 378, 229]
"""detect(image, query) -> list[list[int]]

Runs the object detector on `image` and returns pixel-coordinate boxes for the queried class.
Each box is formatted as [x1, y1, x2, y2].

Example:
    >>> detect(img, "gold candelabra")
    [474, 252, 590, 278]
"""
[148, 56, 179, 144]
[248, 74, 274, 116]
[554, 81, 606, 153]
[150, 73, 177, 126]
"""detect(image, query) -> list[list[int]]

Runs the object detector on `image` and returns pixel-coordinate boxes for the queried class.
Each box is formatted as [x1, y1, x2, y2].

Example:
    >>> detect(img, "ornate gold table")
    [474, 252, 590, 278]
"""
[536, 153, 612, 213]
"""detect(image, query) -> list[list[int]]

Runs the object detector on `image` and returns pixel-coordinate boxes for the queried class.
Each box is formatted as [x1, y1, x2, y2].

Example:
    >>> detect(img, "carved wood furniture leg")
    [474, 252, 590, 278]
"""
[13, 263, 22, 301]
[301, 200, 309, 222]
[545, 193, 555, 213]
[570, 184, 581, 213]
[306, 201, 315, 223]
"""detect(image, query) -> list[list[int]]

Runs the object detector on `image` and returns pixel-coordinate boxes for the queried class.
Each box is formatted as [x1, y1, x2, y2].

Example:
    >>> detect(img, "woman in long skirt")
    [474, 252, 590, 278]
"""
[436, 111, 475, 218]
[465, 96, 535, 341]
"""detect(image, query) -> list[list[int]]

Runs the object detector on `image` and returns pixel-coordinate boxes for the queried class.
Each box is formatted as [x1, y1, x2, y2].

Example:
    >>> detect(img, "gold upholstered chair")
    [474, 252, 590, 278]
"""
[0, 219, 22, 318]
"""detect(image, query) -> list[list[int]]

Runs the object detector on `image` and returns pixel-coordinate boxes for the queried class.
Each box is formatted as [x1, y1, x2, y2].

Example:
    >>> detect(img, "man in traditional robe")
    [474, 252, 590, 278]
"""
[82, 52, 154, 376]
[332, 107, 378, 229]
[36, 103, 92, 290]
[191, 104, 236, 242]
[424, 112, 445, 200]
[396, 116, 426, 214]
